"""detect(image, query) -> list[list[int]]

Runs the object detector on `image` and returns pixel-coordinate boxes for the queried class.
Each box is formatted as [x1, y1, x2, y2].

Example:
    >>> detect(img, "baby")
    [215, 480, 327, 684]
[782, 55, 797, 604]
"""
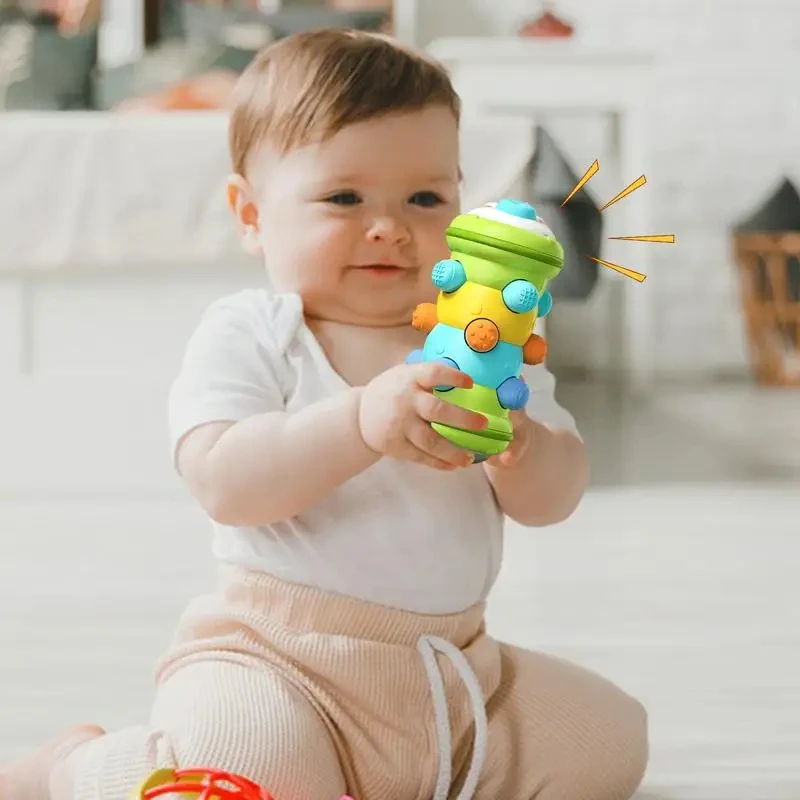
[2, 29, 648, 800]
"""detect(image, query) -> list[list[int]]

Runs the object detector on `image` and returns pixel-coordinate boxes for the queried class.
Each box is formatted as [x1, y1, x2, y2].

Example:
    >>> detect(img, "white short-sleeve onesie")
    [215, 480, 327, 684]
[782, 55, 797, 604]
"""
[168, 289, 579, 614]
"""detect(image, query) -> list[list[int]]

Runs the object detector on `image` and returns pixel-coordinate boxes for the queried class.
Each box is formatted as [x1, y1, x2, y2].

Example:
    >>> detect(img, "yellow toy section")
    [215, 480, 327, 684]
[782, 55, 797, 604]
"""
[435, 281, 537, 347]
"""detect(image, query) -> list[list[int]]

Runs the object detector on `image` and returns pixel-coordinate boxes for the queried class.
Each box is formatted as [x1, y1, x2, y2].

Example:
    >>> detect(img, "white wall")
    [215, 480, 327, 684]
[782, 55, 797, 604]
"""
[416, 0, 800, 379]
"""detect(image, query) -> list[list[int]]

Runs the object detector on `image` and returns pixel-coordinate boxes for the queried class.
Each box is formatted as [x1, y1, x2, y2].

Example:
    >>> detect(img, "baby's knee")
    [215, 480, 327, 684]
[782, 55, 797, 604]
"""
[598, 692, 649, 797]
[559, 690, 649, 799]
[154, 663, 347, 800]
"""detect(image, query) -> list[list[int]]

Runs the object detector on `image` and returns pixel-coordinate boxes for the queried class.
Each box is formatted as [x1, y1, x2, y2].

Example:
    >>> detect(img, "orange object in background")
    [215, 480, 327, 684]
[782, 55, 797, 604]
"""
[518, 3, 574, 38]
[115, 70, 239, 112]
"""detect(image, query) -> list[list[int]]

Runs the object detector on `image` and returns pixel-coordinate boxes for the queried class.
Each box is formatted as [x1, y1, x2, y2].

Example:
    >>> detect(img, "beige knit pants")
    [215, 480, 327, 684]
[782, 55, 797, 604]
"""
[73, 567, 648, 800]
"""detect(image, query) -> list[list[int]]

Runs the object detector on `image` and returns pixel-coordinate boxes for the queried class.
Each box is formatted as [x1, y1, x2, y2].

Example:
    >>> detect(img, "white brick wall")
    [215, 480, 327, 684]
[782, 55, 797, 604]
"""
[416, 0, 800, 379]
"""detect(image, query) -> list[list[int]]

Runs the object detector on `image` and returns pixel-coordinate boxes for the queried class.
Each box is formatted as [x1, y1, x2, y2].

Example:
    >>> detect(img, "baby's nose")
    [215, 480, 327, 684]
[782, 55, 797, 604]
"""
[367, 216, 410, 243]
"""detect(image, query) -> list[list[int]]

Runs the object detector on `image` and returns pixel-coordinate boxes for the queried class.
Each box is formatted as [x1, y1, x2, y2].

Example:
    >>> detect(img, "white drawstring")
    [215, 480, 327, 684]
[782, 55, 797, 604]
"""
[417, 635, 489, 800]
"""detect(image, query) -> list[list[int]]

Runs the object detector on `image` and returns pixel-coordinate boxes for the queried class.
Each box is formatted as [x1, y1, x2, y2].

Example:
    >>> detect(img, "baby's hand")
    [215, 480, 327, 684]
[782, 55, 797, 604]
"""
[358, 362, 488, 470]
[486, 410, 533, 468]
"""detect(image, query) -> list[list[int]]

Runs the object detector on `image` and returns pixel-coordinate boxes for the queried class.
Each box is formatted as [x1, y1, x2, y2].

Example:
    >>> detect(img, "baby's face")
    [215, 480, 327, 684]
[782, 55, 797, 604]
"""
[248, 105, 460, 326]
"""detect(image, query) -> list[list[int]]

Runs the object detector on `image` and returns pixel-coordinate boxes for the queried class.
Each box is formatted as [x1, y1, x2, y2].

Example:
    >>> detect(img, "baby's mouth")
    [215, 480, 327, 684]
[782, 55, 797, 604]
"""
[355, 264, 407, 277]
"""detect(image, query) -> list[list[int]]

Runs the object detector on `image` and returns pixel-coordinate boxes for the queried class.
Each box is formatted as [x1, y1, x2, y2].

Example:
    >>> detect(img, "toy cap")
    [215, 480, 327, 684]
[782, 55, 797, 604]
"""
[494, 199, 538, 220]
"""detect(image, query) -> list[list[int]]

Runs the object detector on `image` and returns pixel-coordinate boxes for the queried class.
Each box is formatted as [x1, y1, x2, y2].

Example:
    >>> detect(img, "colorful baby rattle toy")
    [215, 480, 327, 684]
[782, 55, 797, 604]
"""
[407, 198, 564, 463]
[128, 767, 354, 800]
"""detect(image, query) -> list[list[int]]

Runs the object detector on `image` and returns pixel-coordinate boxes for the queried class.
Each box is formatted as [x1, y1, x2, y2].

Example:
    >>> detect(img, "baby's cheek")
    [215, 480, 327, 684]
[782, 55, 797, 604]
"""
[423, 223, 454, 264]
[311, 218, 355, 255]
[434, 237, 452, 262]
[416, 271, 439, 304]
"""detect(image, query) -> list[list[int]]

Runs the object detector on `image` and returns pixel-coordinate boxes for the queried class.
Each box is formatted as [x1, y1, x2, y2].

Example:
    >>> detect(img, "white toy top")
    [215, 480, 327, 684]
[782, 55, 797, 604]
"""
[466, 199, 555, 239]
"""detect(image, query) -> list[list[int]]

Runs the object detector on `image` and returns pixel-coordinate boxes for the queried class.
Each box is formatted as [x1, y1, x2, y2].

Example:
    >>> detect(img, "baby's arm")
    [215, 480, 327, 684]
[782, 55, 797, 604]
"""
[178, 388, 378, 526]
[484, 364, 588, 527]
[169, 294, 379, 527]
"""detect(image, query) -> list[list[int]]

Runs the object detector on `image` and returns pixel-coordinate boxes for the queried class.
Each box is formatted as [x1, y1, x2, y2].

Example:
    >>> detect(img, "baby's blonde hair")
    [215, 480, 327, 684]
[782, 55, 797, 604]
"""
[228, 28, 461, 177]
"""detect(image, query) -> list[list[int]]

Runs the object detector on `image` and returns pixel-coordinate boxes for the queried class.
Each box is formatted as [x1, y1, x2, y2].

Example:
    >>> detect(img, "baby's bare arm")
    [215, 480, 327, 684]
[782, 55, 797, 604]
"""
[177, 387, 379, 526]
[485, 414, 588, 527]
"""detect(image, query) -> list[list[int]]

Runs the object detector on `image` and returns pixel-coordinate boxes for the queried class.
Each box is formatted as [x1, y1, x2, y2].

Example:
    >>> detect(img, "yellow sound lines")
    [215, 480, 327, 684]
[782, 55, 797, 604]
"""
[600, 175, 647, 211]
[584, 255, 647, 283]
[560, 159, 598, 207]
[561, 160, 675, 283]
[609, 234, 675, 244]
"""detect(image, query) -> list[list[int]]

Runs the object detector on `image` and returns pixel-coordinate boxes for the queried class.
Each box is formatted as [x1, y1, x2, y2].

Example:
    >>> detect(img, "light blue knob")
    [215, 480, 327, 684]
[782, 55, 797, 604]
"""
[497, 376, 530, 410]
[537, 290, 553, 318]
[431, 259, 466, 292]
[502, 279, 539, 314]
[495, 198, 538, 220]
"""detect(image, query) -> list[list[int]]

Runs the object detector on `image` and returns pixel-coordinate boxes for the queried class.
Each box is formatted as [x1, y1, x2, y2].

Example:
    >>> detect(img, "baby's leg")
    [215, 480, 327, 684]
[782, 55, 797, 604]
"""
[4, 659, 346, 800]
[464, 644, 648, 799]
[0, 725, 104, 800]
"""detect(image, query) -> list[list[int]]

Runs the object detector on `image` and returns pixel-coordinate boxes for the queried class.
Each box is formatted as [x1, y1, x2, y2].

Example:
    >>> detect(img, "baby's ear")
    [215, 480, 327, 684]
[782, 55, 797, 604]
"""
[226, 174, 261, 257]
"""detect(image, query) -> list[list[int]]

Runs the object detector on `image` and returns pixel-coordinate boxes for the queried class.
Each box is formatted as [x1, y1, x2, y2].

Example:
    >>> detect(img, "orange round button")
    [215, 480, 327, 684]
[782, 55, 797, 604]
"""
[465, 318, 500, 352]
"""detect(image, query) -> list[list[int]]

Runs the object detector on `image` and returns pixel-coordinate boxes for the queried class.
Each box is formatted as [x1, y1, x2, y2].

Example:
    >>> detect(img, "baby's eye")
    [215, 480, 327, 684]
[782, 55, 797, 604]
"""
[409, 191, 445, 208]
[325, 191, 362, 206]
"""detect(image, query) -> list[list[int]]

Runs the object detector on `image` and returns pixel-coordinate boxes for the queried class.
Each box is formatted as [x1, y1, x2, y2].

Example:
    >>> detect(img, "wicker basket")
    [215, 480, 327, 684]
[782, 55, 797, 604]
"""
[733, 232, 800, 386]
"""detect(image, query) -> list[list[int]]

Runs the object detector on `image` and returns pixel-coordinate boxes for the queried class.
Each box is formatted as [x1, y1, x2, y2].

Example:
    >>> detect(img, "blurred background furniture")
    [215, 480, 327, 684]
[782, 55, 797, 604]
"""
[732, 178, 800, 387]
[1, 0, 394, 110]
[98, 0, 391, 108]
[0, 2, 98, 109]
[734, 232, 800, 387]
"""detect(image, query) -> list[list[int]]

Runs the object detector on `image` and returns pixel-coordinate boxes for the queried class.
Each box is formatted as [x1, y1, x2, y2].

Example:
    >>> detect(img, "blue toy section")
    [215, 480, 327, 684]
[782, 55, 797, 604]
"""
[422, 323, 522, 389]
[406, 344, 529, 410]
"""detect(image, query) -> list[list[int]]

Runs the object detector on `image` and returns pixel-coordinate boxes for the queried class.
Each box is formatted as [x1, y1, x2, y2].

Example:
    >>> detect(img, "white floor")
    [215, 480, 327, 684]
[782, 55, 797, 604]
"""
[1, 378, 799, 799]
[491, 484, 800, 799]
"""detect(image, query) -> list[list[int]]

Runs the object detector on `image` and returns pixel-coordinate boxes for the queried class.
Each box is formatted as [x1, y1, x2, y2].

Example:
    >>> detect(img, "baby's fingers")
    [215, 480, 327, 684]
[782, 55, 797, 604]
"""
[407, 419, 474, 468]
[416, 392, 488, 433]
[412, 360, 473, 392]
[404, 446, 463, 471]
